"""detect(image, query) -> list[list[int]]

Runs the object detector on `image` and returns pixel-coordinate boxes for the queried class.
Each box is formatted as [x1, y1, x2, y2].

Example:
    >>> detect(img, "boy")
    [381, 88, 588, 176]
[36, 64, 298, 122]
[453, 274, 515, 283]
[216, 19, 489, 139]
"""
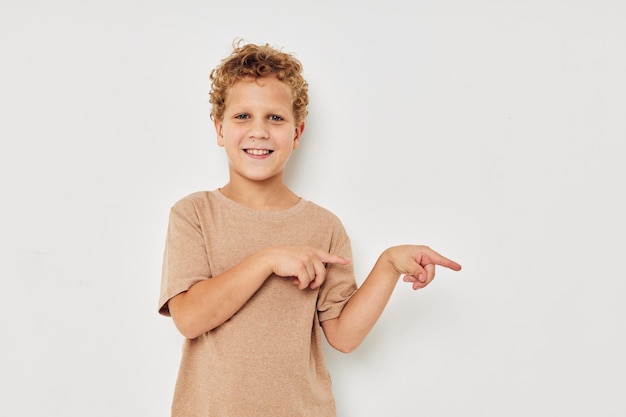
[158, 40, 462, 417]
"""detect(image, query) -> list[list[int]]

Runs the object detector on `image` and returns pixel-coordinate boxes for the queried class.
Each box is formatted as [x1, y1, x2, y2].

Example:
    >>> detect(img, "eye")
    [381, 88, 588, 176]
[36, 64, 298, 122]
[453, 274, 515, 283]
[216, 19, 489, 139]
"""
[268, 115, 284, 122]
[234, 113, 250, 120]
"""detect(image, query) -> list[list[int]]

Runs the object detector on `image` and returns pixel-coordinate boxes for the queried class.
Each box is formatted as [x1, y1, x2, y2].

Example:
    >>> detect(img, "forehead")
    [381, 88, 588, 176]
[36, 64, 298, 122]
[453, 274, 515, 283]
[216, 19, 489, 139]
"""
[226, 76, 293, 106]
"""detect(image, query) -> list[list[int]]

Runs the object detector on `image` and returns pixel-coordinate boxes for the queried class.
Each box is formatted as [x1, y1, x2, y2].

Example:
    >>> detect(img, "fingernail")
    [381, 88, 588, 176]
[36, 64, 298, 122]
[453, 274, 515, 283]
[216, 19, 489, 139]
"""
[418, 274, 426, 283]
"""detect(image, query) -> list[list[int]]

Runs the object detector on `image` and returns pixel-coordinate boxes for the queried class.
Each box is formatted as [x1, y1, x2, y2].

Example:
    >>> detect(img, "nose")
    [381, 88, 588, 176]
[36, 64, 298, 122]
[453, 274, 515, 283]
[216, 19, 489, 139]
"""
[248, 118, 269, 140]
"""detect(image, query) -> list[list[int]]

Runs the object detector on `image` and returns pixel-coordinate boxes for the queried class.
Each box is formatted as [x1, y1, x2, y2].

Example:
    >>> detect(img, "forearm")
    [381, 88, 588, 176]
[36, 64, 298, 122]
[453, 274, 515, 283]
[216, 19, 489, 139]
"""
[168, 250, 273, 339]
[322, 250, 400, 353]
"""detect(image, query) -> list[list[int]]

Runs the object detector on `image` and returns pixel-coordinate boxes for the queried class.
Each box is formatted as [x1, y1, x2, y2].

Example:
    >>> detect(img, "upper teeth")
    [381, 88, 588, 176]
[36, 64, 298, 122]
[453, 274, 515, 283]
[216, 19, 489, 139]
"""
[247, 149, 270, 155]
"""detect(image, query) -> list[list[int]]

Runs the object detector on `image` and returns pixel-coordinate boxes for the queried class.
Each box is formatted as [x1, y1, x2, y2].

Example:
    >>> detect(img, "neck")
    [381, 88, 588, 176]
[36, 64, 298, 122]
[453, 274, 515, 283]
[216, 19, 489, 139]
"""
[219, 179, 299, 211]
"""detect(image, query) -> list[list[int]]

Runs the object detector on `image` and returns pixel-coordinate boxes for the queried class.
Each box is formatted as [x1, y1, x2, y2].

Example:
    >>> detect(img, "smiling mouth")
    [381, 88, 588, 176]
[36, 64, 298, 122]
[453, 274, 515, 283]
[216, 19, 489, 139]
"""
[245, 149, 273, 156]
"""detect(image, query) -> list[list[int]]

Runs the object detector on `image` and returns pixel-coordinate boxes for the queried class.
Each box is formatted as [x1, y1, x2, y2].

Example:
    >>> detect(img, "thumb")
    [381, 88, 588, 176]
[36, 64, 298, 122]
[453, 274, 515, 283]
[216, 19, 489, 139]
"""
[412, 264, 428, 283]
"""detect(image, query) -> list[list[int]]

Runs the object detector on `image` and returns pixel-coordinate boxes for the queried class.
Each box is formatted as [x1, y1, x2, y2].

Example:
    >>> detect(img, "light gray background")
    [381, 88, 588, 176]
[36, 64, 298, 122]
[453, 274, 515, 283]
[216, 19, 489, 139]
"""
[1, 1, 625, 416]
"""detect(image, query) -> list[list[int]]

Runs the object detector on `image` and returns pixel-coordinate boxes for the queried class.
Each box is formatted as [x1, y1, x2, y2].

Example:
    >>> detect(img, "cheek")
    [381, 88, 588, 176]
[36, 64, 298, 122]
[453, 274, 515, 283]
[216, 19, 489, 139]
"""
[219, 127, 242, 146]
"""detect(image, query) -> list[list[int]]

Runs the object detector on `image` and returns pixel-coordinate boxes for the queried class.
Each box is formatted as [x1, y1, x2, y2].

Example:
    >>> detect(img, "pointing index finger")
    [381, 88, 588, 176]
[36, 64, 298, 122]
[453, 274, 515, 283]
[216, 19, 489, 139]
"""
[432, 253, 462, 271]
[421, 249, 462, 271]
[320, 253, 351, 265]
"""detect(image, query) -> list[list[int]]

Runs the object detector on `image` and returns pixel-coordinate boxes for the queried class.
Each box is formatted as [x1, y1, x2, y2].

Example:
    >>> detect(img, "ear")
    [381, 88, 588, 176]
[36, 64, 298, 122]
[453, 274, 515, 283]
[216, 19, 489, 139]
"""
[214, 118, 224, 147]
[292, 121, 305, 150]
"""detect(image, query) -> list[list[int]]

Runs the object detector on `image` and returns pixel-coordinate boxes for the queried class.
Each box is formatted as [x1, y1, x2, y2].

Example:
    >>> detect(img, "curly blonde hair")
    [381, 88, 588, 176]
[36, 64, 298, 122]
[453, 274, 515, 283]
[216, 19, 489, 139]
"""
[209, 40, 309, 124]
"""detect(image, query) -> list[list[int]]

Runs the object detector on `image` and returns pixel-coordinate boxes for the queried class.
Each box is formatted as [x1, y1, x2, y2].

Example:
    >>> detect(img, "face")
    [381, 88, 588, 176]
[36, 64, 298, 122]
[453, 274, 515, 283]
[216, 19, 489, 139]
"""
[214, 76, 305, 186]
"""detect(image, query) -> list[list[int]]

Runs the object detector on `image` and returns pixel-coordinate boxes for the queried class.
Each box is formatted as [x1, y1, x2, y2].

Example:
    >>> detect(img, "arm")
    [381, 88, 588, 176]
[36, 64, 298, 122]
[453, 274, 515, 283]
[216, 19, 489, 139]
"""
[321, 245, 462, 353]
[168, 246, 349, 339]
[168, 249, 272, 339]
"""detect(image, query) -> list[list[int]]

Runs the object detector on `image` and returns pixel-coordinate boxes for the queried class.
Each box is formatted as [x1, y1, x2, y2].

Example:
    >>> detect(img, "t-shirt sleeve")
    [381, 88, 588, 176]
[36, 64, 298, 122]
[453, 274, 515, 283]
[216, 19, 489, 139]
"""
[316, 227, 358, 322]
[158, 197, 212, 316]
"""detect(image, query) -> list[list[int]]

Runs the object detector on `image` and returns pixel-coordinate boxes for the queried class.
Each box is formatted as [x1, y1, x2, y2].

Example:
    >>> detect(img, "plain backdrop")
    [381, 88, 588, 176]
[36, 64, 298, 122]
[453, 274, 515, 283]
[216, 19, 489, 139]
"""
[1, 1, 625, 416]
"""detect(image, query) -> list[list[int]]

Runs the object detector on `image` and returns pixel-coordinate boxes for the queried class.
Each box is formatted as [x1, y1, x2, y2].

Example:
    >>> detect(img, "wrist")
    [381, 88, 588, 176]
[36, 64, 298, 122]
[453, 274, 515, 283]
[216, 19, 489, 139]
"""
[376, 248, 402, 278]
[252, 247, 278, 278]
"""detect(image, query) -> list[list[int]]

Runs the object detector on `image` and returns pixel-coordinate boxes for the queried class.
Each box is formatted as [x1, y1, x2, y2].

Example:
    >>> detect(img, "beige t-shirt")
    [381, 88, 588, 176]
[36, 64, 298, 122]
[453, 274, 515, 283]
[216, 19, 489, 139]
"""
[159, 190, 357, 417]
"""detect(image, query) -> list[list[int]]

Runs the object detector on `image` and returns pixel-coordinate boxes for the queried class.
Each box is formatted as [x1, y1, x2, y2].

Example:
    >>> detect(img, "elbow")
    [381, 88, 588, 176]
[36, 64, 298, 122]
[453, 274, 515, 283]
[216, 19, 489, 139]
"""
[171, 310, 215, 340]
[173, 317, 203, 340]
[322, 319, 363, 353]
[335, 345, 357, 354]
[336, 345, 359, 354]
[178, 325, 203, 340]
[328, 339, 360, 354]
[168, 296, 219, 339]
[175, 314, 223, 339]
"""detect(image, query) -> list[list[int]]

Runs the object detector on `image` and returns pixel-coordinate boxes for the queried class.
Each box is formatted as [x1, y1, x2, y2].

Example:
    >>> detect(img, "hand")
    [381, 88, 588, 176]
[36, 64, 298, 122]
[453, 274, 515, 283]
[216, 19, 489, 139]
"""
[383, 245, 462, 290]
[266, 246, 350, 290]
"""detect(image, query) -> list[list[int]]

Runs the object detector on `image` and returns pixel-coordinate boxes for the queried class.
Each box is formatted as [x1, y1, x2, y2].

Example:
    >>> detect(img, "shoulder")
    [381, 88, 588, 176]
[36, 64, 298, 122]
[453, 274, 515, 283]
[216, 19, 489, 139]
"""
[300, 199, 347, 230]
[300, 199, 352, 253]
[170, 190, 218, 210]
[168, 191, 220, 223]
[303, 199, 339, 218]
